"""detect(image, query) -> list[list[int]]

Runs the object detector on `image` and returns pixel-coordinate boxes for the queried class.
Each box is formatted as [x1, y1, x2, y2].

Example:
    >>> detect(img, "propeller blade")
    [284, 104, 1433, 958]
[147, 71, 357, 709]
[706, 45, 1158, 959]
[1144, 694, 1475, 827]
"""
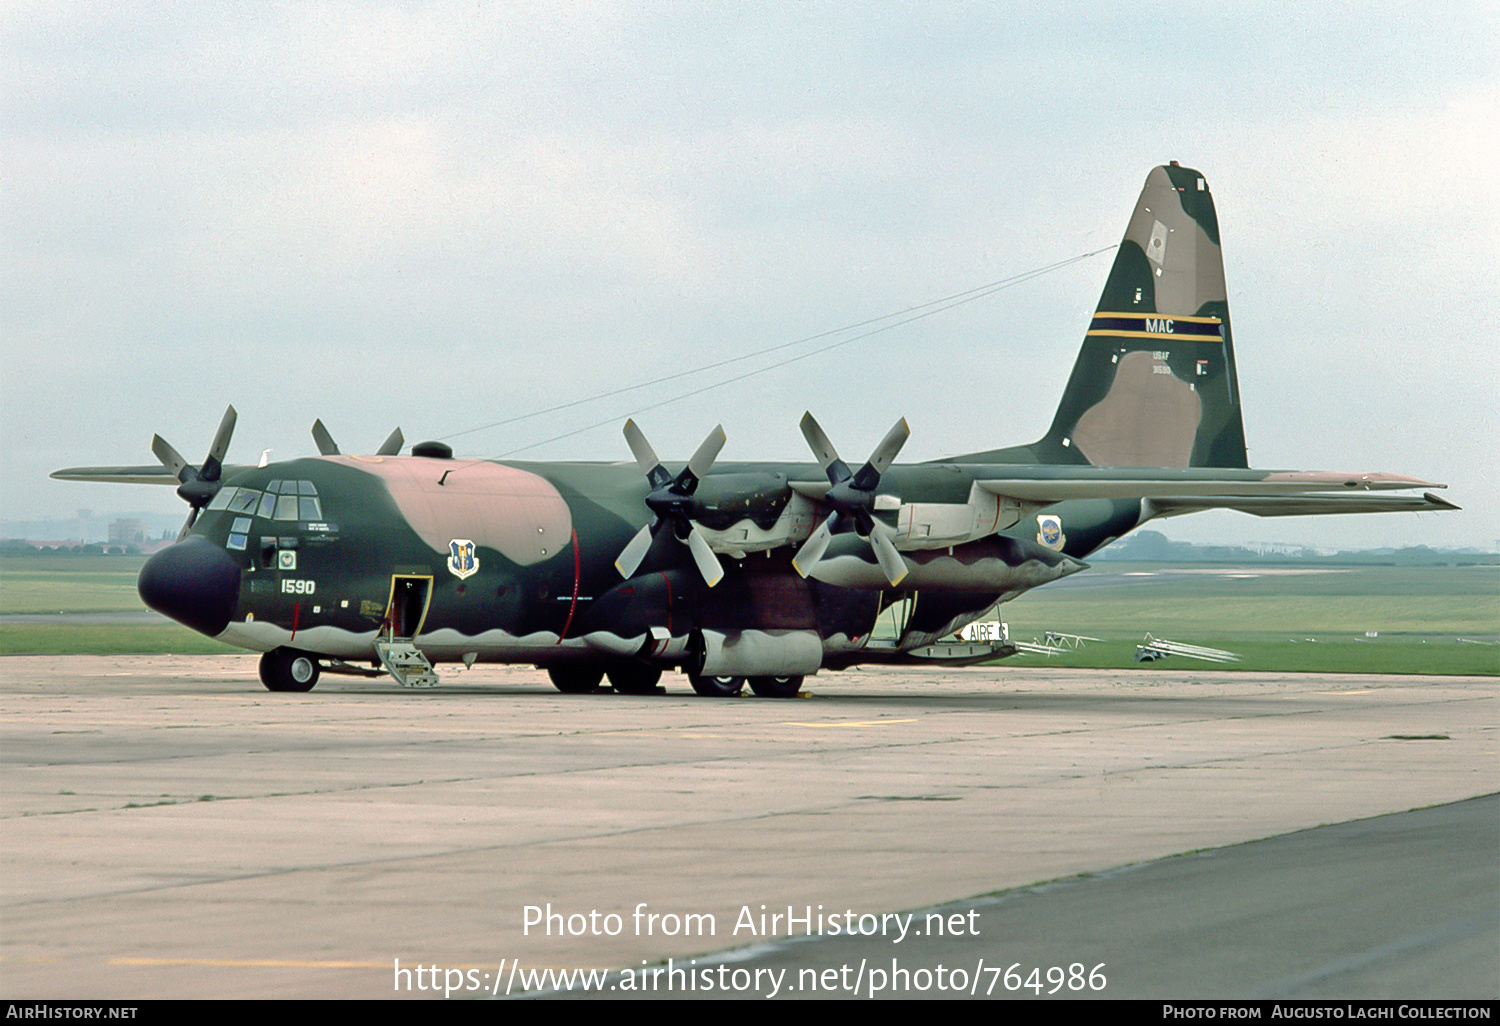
[866, 417, 910, 477]
[684, 425, 727, 483]
[791, 517, 835, 578]
[799, 412, 846, 479]
[205, 406, 237, 466]
[868, 522, 910, 586]
[175, 507, 199, 543]
[614, 523, 655, 579]
[377, 427, 404, 457]
[623, 420, 669, 488]
[685, 527, 725, 588]
[152, 435, 190, 481]
[311, 419, 340, 456]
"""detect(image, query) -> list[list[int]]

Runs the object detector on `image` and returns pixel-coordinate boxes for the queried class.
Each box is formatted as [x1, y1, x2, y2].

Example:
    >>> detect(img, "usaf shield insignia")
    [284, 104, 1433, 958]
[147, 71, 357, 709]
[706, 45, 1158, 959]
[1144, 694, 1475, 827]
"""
[1036, 515, 1066, 551]
[447, 539, 480, 580]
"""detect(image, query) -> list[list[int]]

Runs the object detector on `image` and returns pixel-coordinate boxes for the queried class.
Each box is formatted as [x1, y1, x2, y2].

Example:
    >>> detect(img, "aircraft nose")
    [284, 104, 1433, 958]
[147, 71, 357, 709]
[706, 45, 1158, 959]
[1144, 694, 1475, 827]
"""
[138, 538, 241, 637]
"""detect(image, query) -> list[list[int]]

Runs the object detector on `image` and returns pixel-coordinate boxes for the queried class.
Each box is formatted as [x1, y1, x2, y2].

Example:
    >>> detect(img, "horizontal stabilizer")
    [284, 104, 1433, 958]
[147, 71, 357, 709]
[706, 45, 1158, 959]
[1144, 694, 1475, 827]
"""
[976, 472, 1446, 503]
[1144, 492, 1460, 518]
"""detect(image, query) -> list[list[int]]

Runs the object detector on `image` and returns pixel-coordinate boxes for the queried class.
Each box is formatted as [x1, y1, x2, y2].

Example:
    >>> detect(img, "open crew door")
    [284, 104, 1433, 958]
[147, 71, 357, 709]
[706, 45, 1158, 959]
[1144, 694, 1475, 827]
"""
[375, 574, 439, 688]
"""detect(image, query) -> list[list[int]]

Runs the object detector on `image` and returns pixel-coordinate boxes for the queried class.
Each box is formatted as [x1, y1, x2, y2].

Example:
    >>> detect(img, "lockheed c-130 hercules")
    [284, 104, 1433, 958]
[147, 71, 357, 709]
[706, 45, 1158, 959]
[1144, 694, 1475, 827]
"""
[54, 164, 1458, 696]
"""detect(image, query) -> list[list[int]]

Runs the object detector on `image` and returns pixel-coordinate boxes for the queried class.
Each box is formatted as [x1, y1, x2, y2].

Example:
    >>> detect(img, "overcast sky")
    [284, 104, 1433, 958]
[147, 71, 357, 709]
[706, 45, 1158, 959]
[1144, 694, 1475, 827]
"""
[4, 2, 1497, 550]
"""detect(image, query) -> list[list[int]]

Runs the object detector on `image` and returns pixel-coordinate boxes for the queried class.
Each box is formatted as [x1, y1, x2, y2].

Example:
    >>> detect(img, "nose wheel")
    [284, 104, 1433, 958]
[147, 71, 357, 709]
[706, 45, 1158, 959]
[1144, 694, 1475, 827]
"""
[259, 648, 320, 692]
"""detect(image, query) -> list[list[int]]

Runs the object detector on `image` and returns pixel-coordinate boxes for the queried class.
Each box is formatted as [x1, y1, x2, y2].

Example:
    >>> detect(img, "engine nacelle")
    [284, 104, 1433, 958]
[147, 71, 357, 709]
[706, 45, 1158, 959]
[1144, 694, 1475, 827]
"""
[804, 535, 1086, 593]
[694, 629, 823, 676]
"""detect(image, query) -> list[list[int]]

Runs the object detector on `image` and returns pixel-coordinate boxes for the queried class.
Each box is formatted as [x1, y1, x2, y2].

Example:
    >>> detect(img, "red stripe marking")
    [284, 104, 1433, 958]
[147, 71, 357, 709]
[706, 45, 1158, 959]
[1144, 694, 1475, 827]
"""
[290, 601, 300, 643]
[557, 528, 581, 644]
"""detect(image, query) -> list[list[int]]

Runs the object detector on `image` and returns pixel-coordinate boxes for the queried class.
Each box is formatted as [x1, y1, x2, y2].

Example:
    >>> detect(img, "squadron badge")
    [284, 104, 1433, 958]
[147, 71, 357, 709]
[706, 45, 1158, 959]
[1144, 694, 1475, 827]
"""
[447, 539, 480, 580]
[1036, 515, 1066, 551]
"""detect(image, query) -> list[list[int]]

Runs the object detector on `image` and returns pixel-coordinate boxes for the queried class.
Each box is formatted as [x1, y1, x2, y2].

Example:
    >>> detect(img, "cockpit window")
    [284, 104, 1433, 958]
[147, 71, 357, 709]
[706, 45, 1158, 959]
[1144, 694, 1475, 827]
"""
[224, 480, 318, 521]
[228, 489, 261, 514]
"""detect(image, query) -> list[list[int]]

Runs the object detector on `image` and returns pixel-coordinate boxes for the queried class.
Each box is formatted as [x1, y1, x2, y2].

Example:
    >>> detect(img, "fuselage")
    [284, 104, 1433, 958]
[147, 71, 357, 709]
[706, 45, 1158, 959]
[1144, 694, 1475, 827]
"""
[138, 450, 1134, 670]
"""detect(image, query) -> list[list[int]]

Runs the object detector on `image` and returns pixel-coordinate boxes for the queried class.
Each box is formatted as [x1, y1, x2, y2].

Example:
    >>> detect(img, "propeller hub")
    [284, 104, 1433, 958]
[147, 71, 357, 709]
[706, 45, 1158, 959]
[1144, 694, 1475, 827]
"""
[176, 475, 219, 508]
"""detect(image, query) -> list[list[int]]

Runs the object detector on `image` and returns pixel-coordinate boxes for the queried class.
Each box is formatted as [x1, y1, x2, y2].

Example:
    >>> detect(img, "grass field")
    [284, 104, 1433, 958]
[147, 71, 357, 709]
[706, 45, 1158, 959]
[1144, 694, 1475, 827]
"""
[1, 553, 1496, 673]
[999, 564, 1498, 675]
[0, 553, 152, 613]
[0, 554, 240, 655]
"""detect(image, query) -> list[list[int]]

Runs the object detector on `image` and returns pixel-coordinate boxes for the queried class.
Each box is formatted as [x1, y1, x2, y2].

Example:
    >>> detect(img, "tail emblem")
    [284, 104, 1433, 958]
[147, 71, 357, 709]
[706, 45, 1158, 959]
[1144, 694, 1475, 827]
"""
[1036, 515, 1066, 550]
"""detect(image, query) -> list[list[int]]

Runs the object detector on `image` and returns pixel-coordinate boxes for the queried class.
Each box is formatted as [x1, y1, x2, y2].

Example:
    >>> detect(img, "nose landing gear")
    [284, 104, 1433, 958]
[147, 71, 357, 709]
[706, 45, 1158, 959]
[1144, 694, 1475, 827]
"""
[259, 647, 320, 692]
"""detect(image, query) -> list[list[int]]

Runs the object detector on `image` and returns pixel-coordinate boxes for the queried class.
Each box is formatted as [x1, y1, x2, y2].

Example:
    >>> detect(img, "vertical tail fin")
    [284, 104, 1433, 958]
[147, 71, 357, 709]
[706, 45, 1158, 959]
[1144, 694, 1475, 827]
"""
[1036, 164, 1248, 468]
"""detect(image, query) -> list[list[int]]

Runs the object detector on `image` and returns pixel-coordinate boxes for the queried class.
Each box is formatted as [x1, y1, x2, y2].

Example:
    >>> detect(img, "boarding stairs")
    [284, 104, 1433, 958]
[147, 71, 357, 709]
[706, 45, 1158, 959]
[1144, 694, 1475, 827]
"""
[374, 639, 440, 688]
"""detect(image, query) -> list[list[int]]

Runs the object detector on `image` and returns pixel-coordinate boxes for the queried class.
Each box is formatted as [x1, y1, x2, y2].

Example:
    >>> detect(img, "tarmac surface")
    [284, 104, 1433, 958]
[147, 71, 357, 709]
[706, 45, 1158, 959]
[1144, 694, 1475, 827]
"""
[1, 655, 1494, 1000]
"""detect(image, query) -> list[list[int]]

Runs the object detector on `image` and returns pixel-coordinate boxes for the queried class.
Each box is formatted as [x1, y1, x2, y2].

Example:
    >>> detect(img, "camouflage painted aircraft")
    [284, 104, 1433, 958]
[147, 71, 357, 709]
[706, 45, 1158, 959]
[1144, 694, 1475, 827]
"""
[53, 164, 1457, 696]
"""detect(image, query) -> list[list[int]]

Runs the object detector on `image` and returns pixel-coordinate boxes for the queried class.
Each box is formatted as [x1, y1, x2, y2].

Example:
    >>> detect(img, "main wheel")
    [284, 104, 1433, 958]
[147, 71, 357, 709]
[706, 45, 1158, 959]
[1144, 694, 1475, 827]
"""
[547, 665, 604, 694]
[748, 675, 803, 698]
[607, 664, 663, 695]
[688, 674, 744, 697]
[259, 648, 320, 692]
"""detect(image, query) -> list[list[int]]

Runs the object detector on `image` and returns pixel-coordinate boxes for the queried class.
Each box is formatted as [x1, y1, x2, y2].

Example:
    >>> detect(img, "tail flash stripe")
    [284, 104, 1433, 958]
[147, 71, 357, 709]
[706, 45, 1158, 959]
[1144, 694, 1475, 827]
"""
[1088, 314, 1224, 338]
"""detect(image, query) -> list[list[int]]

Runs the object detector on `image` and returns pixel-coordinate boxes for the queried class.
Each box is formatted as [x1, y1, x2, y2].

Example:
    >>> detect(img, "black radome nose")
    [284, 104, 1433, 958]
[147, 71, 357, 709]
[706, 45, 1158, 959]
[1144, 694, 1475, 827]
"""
[138, 538, 241, 637]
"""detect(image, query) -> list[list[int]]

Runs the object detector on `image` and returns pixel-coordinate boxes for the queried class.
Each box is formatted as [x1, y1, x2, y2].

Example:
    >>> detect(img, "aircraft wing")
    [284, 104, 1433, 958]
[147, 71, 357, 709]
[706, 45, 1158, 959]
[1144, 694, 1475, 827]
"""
[50, 464, 258, 485]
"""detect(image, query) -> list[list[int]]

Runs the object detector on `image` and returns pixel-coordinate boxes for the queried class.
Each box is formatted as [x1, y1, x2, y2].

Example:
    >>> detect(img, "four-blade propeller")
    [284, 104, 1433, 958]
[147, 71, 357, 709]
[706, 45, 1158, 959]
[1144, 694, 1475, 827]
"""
[615, 420, 728, 587]
[153, 406, 238, 541]
[792, 412, 911, 586]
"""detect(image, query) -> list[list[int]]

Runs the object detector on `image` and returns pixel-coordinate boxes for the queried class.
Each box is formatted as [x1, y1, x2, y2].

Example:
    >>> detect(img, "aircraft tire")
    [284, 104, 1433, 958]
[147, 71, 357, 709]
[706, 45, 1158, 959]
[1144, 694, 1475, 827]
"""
[688, 674, 744, 697]
[548, 665, 604, 694]
[259, 648, 319, 693]
[607, 664, 662, 695]
[748, 675, 803, 698]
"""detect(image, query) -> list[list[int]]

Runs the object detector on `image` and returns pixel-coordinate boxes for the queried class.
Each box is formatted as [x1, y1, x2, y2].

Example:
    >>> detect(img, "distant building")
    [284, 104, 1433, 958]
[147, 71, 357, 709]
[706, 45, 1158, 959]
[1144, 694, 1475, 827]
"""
[109, 518, 147, 546]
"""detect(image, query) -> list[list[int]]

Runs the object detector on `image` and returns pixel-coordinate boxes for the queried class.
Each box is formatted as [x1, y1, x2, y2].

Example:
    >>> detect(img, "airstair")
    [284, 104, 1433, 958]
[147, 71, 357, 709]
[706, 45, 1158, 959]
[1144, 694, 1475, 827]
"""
[374, 638, 440, 688]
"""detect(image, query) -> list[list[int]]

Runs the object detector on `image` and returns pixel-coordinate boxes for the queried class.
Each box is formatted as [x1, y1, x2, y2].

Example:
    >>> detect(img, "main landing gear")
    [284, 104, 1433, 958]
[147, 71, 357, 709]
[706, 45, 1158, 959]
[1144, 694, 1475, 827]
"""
[547, 663, 663, 695]
[547, 665, 604, 694]
[686, 673, 803, 698]
[259, 647, 320, 692]
[547, 665, 802, 697]
[688, 674, 744, 697]
[747, 675, 803, 699]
